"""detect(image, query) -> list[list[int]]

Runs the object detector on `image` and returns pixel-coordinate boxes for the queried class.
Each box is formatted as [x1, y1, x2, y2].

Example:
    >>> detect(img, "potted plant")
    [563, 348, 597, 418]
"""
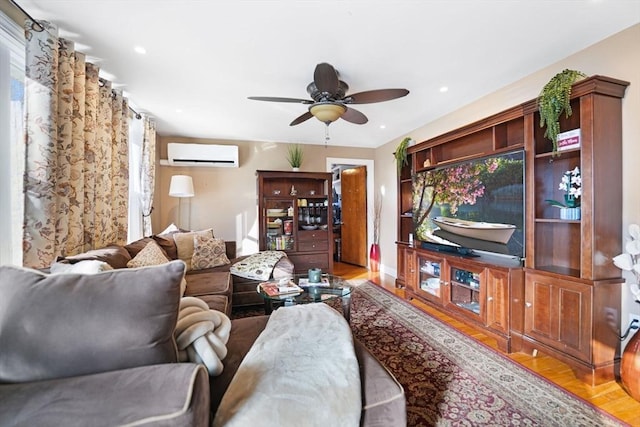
[370, 191, 383, 272]
[538, 69, 587, 154]
[394, 137, 413, 174]
[286, 144, 303, 171]
[612, 223, 640, 402]
[545, 166, 581, 219]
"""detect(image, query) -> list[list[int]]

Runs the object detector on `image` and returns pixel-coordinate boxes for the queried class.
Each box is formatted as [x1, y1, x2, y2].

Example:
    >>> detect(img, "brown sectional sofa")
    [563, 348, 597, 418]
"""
[27, 234, 407, 425]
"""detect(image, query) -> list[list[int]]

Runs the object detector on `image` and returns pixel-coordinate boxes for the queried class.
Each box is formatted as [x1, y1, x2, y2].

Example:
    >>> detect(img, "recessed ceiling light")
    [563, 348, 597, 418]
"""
[379, 124, 386, 129]
[134, 46, 146, 55]
[175, 109, 183, 113]
[440, 86, 449, 93]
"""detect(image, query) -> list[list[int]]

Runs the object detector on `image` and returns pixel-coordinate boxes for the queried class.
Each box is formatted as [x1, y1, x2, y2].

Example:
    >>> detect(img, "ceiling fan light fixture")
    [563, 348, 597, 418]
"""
[309, 102, 346, 124]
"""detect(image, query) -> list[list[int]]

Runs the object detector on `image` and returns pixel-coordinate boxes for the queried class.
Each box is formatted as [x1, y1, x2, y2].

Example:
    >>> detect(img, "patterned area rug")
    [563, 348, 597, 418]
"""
[350, 282, 625, 427]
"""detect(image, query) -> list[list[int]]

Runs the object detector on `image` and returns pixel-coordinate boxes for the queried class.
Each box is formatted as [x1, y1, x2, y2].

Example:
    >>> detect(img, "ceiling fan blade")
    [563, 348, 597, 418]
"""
[341, 106, 368, 125]
[313, 63, 339, 97]
[347, 88, 409, 104]
[289, 111, 314, 126]
[248, 96, 312, 104]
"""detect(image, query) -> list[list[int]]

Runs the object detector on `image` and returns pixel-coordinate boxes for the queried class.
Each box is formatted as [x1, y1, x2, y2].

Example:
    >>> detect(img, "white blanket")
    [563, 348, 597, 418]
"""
[174, 297, 231, 376]
[213, 304, 361, 427]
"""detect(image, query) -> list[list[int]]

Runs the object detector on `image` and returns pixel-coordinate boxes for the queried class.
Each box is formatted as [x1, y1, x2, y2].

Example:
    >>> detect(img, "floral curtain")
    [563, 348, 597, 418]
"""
[23, 21, 130, 268]
[141, 116, 156, 236]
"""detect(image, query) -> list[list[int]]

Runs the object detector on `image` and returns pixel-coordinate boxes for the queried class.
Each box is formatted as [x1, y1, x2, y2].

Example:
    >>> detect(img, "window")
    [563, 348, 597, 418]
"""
[0, 11, 25, 266]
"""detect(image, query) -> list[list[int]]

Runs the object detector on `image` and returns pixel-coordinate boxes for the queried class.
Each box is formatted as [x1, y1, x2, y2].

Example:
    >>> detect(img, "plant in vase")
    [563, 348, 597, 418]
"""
[286, 144, 303, 171]
[545, 167, 581, 220]
[370, 191, 383, 272]
[612, 223, 640, 402]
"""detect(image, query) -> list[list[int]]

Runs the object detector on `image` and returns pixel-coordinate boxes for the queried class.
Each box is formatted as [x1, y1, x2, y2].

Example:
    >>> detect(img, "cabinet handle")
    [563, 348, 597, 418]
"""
[525, 302, 532, 308]
[441, 281, 448, 286]
[487, 297, 493, 301]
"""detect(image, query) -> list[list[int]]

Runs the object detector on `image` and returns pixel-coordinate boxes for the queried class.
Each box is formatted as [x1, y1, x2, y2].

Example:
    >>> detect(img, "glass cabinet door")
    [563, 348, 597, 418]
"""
[417, 255, 443, 304]
[265, 199, 295, 251]
[297, 198, 330, 232]
[449, 267, 482, 316]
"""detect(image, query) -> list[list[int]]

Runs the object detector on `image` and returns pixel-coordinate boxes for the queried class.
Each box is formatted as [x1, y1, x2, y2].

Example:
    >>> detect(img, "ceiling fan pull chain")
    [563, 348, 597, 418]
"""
[325, 123, 330, 146]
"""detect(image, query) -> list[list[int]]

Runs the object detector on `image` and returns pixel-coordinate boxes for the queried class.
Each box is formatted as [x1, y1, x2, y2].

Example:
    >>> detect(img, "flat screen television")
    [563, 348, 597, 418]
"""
[412, 150, 525, 262]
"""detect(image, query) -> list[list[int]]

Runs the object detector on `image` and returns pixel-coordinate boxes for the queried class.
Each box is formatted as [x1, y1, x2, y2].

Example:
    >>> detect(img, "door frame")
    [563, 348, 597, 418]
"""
[326, 158, 375, 267]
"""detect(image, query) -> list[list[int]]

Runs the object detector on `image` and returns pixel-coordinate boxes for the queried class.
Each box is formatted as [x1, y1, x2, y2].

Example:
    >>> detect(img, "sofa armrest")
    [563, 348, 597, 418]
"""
[0, 364, 210, 427]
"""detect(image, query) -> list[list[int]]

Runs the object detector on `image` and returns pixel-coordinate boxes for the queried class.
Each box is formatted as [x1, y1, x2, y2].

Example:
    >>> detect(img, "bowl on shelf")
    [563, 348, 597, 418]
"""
[319, 224, 328, 230]
[267, 208, 285, 214]
[301, 225, 317, 230]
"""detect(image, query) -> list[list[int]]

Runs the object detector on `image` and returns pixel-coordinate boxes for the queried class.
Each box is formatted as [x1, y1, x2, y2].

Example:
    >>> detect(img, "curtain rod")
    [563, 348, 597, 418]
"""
[99, 77, 142, 119]
[9, 0, 44, 32]
[11, 0, 143, 120]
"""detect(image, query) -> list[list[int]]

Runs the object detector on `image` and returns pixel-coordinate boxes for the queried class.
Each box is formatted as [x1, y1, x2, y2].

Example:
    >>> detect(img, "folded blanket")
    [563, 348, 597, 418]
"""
[174, 297, 231, 376]
[229, 251, 287, 281]
[213, 304, 361, 427]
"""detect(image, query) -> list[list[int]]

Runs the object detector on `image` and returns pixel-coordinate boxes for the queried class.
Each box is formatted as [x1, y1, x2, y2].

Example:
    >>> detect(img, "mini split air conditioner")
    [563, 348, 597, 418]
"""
[167, 143, 239, 168]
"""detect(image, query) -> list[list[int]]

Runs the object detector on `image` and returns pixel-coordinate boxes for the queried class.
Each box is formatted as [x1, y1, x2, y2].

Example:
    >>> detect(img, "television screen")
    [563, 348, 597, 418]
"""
[412, 150, 525, 261]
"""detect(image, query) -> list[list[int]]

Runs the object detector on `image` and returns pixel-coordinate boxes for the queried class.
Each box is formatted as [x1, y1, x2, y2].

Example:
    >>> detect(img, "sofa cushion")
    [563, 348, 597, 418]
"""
[58, 245, 132, 269]
[0, 261, 185, 383]
[0, 363, 210, 427]
[184, 272, 232, 316]
[174, 229, 215, 270]
[127, 240, 171, 268]
[191, 235, 230, 271]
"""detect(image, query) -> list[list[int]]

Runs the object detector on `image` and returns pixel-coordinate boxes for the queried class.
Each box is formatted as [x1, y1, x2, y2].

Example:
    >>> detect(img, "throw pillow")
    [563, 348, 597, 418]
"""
[50, 260, 114, 274]
[126, 240, 170, 268]
[173, 228, 214, 270]
[58, 245, 132, 269]
[0, 261, 185, 383]
[230, 251, 287, 281]
[191, 235, 230, 271]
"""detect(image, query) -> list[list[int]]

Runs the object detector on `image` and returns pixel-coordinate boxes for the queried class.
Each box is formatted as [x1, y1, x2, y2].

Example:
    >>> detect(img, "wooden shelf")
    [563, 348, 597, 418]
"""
[398, 75, 629, 386]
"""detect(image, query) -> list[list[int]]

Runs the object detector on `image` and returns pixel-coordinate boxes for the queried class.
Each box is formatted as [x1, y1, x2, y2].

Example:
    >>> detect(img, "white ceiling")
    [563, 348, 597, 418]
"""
[17, 0, 640, 148]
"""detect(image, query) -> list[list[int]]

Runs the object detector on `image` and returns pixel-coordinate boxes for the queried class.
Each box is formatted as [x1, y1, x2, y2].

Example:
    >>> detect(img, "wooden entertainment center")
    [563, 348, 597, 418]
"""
[396, 75, 629, 385]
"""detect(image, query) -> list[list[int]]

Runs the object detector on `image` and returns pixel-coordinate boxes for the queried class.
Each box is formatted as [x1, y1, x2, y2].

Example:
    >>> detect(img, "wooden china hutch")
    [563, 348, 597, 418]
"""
[397, 76, 629, 385]
[257, 170, 333, 274]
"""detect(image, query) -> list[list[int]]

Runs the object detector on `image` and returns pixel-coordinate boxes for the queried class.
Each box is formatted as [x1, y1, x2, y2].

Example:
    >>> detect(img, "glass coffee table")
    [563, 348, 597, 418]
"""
[256, 274, 353, 321]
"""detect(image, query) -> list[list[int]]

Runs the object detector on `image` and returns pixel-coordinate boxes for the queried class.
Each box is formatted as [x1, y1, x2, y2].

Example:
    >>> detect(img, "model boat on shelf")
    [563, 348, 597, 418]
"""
[432, 216, 516, 244]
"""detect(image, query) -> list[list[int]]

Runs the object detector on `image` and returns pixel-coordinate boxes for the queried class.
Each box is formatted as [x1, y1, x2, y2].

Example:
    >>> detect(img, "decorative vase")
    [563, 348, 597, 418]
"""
[292, 167, 300, 172]
[369, 243, 380, 272]
[560, 207, 581, 220]
[621, 328, 640, 402]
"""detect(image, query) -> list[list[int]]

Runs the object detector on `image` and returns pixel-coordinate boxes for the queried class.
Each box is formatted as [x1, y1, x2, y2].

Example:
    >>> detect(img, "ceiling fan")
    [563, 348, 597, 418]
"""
[248, 62, 409, 127]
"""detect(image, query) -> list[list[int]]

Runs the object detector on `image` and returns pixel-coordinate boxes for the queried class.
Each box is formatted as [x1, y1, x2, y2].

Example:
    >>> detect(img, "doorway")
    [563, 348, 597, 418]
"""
[327, 158, 375, 268]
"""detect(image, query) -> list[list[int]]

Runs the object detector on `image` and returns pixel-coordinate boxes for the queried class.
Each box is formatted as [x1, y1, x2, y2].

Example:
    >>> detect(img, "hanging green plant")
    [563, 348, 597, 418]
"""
[538, 69, 587, 154]
[394, 137, 413, 174]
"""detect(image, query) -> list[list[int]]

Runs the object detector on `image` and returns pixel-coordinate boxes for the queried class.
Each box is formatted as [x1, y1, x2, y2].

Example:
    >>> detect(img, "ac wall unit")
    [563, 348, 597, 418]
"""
[167, 143, 239, 168]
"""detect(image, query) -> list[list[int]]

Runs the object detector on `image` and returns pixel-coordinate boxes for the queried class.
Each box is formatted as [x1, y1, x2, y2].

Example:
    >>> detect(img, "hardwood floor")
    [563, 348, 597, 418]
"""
[334, 262, 640, 426]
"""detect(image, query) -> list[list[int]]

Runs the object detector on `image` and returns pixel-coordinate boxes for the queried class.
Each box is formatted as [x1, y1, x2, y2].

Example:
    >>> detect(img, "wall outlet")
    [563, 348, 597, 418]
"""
[630, 313, 640, 330]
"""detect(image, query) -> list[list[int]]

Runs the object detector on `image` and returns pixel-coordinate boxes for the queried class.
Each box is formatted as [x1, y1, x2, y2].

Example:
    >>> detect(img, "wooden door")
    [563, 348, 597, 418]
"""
[341, 166, 367, 266]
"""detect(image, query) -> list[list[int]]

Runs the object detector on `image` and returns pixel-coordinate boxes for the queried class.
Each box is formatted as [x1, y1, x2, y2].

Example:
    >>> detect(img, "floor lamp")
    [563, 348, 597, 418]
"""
[169, 175, 195, 230]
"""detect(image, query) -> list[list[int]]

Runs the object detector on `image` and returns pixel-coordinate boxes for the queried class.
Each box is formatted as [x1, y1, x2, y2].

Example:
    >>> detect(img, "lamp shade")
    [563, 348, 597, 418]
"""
[169, 175, 195, 198]
[310, 102, 347, 124]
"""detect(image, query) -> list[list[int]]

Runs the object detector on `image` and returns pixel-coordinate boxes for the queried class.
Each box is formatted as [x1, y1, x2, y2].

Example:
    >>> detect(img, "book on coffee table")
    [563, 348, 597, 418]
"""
[259, 281, 302, 297]
[298, 277, 330, 287]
